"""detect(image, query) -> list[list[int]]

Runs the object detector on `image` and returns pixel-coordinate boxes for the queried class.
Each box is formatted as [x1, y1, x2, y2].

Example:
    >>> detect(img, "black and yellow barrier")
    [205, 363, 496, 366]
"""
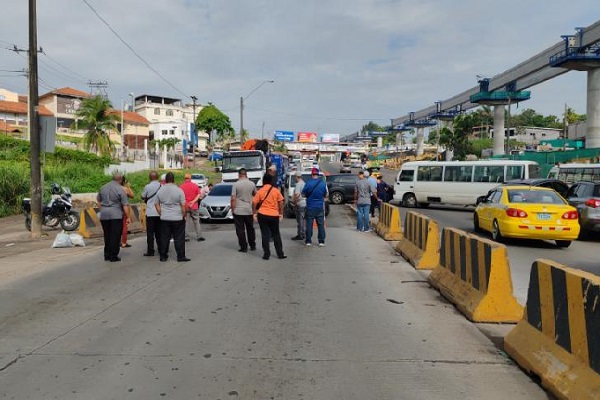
[128, 204, 145, 234]
[428, 227, 523, 323]
[78, 207, 103, 238]
[395, 211, 440, 270]
[375, 203, 403, 241]
[505, 260, 600, 399]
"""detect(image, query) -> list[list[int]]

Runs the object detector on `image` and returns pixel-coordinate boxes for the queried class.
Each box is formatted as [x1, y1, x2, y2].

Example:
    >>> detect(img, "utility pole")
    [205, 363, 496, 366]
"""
[29, 0, 42, 238]
[240, 96, 244, 141]
[191, 95, 198, 168]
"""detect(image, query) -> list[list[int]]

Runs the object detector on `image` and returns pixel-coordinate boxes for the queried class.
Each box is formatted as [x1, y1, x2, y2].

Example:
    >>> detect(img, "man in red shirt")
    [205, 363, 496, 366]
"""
[180, 173, 205, 242]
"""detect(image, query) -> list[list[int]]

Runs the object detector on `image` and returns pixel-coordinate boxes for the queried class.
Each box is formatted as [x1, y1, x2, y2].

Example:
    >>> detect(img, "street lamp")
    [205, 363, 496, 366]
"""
[240, 80, 274, 140]
[129, 92, 135, 111]
[190, 95, 198, 167]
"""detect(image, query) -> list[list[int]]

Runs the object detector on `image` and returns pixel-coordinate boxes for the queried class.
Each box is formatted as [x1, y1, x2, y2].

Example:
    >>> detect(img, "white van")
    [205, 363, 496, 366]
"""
[393, 160, 541, 207]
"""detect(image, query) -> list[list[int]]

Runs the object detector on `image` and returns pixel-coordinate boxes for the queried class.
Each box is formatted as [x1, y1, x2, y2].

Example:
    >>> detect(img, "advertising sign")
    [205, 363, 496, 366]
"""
[274, 130, 295, 142]
[297, 132, 317, 143]
[321, 133, 340, 143]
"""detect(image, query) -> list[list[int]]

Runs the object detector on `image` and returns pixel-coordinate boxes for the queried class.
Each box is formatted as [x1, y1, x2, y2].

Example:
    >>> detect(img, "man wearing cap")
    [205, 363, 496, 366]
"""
[267, 164, 279, 189]
[301, 167, 328, 247]
[180, 173, 205, 242]
[291, 171, 306, 241]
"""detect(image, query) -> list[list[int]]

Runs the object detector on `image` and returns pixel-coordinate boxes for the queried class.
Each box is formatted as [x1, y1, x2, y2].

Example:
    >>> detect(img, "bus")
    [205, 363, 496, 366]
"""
[547, 163, 600, 184]
[393, 160, 541, 207]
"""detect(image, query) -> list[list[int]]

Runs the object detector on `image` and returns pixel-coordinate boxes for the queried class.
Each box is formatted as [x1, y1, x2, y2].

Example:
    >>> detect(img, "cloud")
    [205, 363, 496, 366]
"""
[0, 0, 597, 137]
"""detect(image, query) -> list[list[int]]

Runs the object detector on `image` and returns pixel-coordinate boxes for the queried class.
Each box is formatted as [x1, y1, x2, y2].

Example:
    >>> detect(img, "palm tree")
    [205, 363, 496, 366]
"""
[75, 95, 119, 157]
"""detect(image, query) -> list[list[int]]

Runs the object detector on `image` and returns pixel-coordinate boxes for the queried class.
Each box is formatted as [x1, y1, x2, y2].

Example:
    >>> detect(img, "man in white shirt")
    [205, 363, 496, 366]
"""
[291, 171, 306, 241]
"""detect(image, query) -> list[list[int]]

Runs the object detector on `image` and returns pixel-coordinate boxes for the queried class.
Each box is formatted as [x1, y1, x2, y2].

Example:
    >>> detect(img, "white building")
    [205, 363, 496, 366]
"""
[133, 94, 209, 151]
[489, 126, 561, 145]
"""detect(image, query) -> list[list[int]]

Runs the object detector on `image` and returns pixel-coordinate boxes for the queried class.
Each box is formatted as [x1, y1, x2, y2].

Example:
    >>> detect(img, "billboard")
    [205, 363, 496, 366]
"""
[321, 133, 339, 143]
[297, 132, 317, 143]
[274, 130, 295, 142]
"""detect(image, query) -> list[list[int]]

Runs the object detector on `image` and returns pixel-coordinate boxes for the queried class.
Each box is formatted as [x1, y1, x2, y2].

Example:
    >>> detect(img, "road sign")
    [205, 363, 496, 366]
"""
[274, 130, 294, 141]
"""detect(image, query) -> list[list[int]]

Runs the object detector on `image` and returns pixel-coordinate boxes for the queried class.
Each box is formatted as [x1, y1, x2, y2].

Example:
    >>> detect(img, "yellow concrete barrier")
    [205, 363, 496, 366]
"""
[427, 227, 523, 323]
[78, 207, 103, 238]
[375, 203, 403, 241]
[395, 211, 440, 270]
[504, 259, 600, 399]
[127, 204, 145, 234]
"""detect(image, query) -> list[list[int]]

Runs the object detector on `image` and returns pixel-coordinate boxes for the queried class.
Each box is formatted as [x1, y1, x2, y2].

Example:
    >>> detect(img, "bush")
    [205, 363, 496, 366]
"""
[0, 162, 30, 217]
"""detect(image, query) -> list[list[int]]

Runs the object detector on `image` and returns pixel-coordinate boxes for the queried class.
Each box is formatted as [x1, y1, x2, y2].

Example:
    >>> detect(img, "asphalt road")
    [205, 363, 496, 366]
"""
[0, 201, 546, 399]
[365, 162, 600, 304]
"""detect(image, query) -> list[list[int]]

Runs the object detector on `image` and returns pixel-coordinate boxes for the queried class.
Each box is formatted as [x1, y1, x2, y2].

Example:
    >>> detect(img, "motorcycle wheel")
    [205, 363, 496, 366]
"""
[46, 216, 59, 227]
[60, 211, 80, 231]
[25, 215, 32, 231]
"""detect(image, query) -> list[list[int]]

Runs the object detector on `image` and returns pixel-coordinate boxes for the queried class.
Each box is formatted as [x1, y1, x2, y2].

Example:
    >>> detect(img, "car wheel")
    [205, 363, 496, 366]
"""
[473, 213, 481, 232]
[403, 193, 417, 208]
[330, 191, 344, 205]
[555, 240, 572, 248]
[491, 220, 503, 243]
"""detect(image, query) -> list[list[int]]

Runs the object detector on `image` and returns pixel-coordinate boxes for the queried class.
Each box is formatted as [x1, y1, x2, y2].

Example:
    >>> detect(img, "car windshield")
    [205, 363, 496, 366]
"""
[507, 189, 565, 204]
[209, 185, 232, 196]
[222, 155, 263, 172]
[191, 174, 205, 180]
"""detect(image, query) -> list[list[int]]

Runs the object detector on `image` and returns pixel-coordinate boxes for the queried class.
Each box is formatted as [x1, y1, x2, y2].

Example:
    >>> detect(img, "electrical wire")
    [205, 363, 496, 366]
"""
[41, 51, 90, 82]
[244, 105, 390, 122]
[81, 0, 191, 100]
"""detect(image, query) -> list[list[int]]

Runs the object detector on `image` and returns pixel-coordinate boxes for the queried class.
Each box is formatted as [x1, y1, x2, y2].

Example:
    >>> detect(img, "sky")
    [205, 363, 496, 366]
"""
[0, 0, 598, 140]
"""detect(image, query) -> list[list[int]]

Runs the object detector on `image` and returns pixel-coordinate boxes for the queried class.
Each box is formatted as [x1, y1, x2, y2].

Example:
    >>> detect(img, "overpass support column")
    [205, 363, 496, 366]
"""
[493, 105, 505, 156]
[377, 136, 383, 148]
[416, 128, 424, 156]
[587, 68, 600, 148]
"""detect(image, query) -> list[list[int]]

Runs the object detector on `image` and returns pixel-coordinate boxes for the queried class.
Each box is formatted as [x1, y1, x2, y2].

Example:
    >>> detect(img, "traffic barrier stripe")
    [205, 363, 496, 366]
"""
[78, 207, 103, 239]
[375, 203, 403, 241]
[428, 227, 523, 323]
[395, 211, 439, 270]
[505, 260, 600, 399]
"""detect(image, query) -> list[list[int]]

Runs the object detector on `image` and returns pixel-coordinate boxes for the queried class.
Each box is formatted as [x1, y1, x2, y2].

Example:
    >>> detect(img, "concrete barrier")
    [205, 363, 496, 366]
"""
[128, 204, 145, 233]
[395, 211, 440, 270]
[78, 207, 103, 238]
[505, 259, 600, 399]
[375, 203, 403, 241]
[428, 227, 523, 323]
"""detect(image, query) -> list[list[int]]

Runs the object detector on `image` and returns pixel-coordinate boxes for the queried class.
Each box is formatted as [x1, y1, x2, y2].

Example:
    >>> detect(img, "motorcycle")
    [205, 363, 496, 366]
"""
[22, 185, 80, 231]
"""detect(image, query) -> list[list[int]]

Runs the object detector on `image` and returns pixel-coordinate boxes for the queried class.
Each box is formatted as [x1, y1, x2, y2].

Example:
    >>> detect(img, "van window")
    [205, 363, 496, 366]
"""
[398, 169, 415, 182]
[506, 165, 523, 180]
[474, 165, 504, 183]
[443, 166, 473, 182]
[417, 166, 442, 182]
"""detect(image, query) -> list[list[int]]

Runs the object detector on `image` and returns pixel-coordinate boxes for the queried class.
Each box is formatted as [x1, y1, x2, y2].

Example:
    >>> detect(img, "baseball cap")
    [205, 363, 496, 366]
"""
[184, 173, 191, 179]
[311, 167, 319, 175]
[268, 165, 277, 171]
[296, 171, 303, 177]
[160, 174, 166, 181]
[364, 170, 370, 177]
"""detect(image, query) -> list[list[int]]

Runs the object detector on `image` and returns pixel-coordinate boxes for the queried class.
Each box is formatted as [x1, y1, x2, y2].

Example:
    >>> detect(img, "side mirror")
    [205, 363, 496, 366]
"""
[476, 195, 487, 205]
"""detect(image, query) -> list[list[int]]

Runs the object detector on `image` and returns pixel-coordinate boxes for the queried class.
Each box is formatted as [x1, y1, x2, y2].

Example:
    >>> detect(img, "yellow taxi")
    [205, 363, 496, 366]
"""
[473, 185, 580, 248]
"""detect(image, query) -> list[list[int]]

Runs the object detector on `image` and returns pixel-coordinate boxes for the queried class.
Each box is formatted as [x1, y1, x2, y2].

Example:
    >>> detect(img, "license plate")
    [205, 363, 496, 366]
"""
[537, 213, 551, 220]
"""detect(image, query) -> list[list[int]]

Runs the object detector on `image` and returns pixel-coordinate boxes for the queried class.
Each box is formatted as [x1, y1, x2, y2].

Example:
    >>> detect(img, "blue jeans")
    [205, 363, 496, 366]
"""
[305, 207, 325, 244]
[357, 204, 370, 231]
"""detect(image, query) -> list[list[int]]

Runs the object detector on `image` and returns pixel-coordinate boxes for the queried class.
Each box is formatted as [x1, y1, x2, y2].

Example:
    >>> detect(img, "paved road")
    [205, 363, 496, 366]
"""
[369, 163, 600, 304]
[0, 203, 545, 399]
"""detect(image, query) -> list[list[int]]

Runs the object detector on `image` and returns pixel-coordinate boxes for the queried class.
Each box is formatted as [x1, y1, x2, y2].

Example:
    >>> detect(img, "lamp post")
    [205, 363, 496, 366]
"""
[129, 92, 135, 111]
[240, 80, 274, 141]
[191, 95, 198, 168]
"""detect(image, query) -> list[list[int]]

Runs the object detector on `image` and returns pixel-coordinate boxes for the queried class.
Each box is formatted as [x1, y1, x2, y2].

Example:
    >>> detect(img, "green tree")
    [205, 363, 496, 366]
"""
[564, 107, 586, 124]
[75, 95, 119, 157]
[196, 103, 234, 144]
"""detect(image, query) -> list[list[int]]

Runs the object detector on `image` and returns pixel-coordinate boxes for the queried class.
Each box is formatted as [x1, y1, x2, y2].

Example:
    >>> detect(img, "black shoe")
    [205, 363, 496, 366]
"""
[249, 246, 256, 251]
[178, 257, 191, 262]
[104, 257, 110, 261]
[110, 257, 121, 262]
[160, 257, 168, 262]
[143, 252, 154, 257]
[277, 255, 287, 259]
[197, 237, 206, 242]
[185, 238, 190, 242]
[262, 255, 270, 260]
[238, 248, 248, 253]
[291, 236, 302, 240]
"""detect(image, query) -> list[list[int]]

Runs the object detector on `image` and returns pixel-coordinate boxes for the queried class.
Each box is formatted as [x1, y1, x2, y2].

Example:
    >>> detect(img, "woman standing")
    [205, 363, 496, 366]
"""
[120, 176, 135, 248]
[252, 173, 286, 260]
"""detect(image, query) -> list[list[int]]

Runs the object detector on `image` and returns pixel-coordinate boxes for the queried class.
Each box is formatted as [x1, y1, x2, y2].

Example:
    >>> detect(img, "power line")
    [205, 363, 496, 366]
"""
[81, 0, 190, 100]
[41, 51, 90, 82]
[244, 105, 390, 122]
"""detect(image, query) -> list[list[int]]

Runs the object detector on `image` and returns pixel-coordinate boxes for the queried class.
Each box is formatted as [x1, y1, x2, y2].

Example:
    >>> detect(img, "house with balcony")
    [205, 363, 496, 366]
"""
[0, 88, 53, 138]
[133, 94, 208, 151]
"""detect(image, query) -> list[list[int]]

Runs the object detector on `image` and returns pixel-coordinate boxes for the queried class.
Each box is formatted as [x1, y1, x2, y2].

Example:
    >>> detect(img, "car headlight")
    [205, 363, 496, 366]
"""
[200, 202, 207, 208]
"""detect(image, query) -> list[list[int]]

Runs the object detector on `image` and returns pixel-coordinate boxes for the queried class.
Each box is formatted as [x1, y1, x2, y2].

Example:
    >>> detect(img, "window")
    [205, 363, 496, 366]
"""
[166, 109, 174, 116]
[169, 130, 175, 135]
[506, 165, 523, 180]
[161, 129, 168, 136]
[154, 108, 160, 115]
[417, 166, 442, 182]
[489, 191, 502, 204]
[443, 166, 472, 182]
[398, 169, 415, 182]
[474, 166, 504, 183]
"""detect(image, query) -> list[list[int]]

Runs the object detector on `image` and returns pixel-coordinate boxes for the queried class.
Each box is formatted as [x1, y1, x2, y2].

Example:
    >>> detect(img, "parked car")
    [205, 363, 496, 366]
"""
[199, 150, 209, 157]
[190, 173, 208, 188]
[340, 161, 352, 174]
[473, 185, 580, 247]
[564, 181, 600, 237]
[198, 183, 233, 221]
[326, 174, 359, 205]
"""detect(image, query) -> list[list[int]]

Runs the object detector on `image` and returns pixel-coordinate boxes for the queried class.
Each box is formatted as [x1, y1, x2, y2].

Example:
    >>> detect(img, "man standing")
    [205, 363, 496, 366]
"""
[302, 167, 328, 247]
[291, 171, 306, 241]
[354, 170, 375, 232]
[231, 168, 257, 252]
[155, 172, 190, 262]
[97, 173, 130, 262]
[141, 171, 161, 256]
[180, 173, 205, 242]
[365, 170, 378, 217]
